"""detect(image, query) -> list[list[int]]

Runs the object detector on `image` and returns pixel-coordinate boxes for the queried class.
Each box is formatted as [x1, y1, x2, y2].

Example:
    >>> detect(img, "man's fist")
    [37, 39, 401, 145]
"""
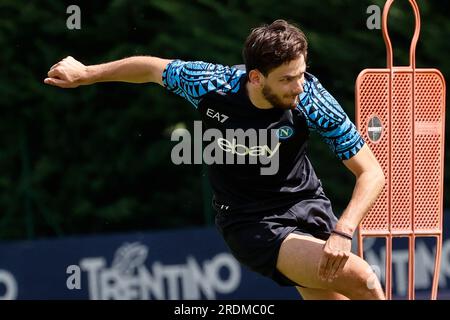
[44, 56, 88, 88]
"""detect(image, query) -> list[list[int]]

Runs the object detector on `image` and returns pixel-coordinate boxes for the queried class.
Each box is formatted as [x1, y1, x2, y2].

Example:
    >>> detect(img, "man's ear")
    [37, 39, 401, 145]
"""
[248, 69, 264, 87]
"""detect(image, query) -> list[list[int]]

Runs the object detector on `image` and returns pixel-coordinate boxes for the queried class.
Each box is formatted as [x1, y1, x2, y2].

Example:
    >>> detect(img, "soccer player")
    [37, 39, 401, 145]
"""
[44, 19, 386, 300]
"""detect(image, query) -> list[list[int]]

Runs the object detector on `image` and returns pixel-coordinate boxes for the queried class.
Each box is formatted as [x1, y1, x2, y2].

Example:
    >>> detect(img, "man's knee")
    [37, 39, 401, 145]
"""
[344, 275, 384, 300]
[335, 257, 385, 300]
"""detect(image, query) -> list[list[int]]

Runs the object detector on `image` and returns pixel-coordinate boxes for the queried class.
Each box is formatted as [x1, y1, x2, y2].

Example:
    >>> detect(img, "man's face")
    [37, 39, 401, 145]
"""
[260, 55, 306, 110]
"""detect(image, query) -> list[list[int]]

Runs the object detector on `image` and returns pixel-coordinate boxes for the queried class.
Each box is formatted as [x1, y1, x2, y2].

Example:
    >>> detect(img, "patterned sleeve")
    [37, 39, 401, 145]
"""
[162, 60, 245, 108]
[297, 73, 365, 160]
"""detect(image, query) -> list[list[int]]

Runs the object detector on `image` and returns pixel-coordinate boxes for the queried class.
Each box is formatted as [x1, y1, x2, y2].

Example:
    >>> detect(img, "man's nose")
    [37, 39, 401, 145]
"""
[293, 79, 304, 94]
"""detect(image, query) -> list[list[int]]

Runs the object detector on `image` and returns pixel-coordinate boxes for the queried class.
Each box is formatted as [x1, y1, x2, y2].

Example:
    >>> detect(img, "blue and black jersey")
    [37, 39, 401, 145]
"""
[163, 60, 365, 214]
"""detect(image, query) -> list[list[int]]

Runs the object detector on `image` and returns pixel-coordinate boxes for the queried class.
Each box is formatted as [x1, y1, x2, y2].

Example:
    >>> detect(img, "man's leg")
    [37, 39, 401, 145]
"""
[277, 233, 385, 300]
[296, 287, 350, 300]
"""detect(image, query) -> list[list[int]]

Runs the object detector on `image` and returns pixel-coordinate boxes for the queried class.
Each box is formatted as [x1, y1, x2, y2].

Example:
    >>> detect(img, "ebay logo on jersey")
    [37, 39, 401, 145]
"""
[170, 121, 282, 175]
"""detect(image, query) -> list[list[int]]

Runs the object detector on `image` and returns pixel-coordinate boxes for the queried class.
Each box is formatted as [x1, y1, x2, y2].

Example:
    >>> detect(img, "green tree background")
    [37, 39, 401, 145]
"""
[0, 0, 448, 239]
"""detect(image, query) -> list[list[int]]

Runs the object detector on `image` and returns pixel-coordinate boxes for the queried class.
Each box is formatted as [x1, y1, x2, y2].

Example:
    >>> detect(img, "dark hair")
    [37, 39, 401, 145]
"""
[242, 19, 308, 75]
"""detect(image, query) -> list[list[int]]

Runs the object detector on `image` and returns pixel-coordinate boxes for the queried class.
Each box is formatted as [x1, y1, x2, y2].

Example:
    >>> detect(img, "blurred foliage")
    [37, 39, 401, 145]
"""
[0, 0, 448, 239]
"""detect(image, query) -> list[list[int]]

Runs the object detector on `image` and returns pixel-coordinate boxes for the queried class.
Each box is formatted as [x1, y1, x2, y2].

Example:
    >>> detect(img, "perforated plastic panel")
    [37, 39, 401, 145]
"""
[356, 73, 390, 233]
[413, 72, 445, 232]
[356, 71, 445, 235]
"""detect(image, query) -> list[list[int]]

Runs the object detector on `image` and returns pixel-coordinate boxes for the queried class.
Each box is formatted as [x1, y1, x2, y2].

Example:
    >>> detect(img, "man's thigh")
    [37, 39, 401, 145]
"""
[276, 233, 384, 299]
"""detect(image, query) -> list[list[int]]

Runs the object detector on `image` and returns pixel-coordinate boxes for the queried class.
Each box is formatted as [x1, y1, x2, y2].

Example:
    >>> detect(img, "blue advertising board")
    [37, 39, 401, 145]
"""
[0, 211, 449, 300]
[0, 227, 297, 300]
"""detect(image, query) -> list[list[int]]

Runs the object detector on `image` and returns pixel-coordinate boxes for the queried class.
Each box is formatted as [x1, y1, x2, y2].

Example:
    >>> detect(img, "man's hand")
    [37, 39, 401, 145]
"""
[44, 56, 88, 88]
[318, 233, 351, 282]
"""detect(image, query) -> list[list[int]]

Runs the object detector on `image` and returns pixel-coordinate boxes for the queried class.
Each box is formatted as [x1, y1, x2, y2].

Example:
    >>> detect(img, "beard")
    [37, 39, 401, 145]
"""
[262, 84, 299, 110]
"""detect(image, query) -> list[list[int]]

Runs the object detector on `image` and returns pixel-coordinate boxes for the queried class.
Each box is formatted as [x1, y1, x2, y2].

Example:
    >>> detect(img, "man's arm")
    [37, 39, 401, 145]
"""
[336, 143, 385, 235]
[44, 56, 172, 88]
[318, 143, 385, 282]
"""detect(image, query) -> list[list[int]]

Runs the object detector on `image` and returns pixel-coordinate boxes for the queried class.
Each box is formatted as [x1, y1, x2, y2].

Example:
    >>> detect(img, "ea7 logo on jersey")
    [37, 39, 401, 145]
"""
[206, 108, 229, 123]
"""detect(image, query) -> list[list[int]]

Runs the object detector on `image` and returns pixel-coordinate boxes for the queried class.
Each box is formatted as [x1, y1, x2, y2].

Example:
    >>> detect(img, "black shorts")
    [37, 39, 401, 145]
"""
[214, 191, 338, 287]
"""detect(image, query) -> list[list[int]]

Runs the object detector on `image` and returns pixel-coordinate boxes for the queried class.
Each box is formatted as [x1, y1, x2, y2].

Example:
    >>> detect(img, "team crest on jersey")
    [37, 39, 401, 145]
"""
[276, 126, 294, 140]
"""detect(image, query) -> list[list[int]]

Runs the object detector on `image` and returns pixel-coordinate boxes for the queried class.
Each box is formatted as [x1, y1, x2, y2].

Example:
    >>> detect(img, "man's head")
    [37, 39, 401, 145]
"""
[243, 19, 308, 110]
